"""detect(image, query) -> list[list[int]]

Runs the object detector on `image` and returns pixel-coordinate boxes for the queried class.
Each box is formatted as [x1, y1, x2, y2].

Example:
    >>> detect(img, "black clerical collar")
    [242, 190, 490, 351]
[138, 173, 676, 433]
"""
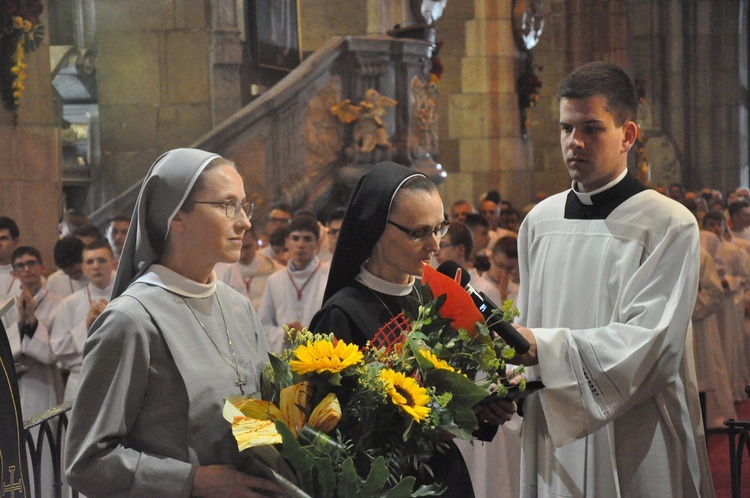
[564, 171, 647, 220]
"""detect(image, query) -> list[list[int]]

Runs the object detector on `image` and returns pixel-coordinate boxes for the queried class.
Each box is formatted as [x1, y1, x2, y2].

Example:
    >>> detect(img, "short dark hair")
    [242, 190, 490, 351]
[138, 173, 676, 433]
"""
[269, 225, 290, 247]
[0, 216, 19, 239]
[83, 240, 114, 258]
[702, 210, 726, 228]
[446, 221, 473, 256]
[557, 61, 637, 126]
[728, 200, 750, 219]
[492, 236, 518, 259]
[110, 214, 130, 224]
[483, 191, 502, 205]
[288, 214, 320, 240]
[54, 236, 84, 268]
[268, 202, 292, 216]
[11, 246, 42, 265]
[326, 207, 347, 226]
[73, 224, 104, 242]
[464, 213, 490, 230]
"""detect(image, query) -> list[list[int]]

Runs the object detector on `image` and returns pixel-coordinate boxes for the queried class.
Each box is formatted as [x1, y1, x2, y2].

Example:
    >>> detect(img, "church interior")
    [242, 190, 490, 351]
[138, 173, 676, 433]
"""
[1, 0, 747, 263]
[1, 0, 750, 496]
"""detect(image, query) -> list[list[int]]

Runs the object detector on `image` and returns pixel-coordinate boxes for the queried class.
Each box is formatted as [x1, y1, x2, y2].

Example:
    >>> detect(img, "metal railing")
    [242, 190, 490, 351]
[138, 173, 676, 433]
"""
[23, 400, 78, 498]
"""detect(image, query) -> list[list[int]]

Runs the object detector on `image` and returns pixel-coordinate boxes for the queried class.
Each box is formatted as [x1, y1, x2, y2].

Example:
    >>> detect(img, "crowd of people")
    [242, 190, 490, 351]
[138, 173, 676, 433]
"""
[0, 61, 739, 497]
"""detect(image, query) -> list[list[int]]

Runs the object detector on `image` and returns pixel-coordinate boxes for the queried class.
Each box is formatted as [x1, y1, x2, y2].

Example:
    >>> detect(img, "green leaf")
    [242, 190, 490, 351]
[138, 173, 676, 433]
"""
[382, 476, 416, 497]
[269, 353, 293, 388]
[362, 456, 390, 495]
[339, 457, 366, 496]
[426, 370, 487, 408]
[411, 483, 446, 496]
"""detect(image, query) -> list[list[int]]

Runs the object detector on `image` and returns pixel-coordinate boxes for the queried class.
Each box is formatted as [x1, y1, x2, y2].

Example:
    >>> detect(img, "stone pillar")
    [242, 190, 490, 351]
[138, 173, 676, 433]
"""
[0, 1, 61, 265]
[443, 0, 533, 209]
[210, 0, 244, 125]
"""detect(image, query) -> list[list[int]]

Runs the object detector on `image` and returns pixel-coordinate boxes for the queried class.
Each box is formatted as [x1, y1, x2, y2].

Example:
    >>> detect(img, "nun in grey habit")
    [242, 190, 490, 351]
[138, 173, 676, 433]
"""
[65, 149, 281, 498]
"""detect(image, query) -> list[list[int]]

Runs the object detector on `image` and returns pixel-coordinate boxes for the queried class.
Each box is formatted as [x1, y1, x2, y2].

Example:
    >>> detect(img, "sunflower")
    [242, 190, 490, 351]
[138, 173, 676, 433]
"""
[421, 348, 455, 372]
[379, 369, 431, 422]
[289, 339, 364, 375]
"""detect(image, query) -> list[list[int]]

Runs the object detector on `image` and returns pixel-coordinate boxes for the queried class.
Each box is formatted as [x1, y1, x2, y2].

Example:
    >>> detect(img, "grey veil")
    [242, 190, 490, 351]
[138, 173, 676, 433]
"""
[111, 148, 220, 299]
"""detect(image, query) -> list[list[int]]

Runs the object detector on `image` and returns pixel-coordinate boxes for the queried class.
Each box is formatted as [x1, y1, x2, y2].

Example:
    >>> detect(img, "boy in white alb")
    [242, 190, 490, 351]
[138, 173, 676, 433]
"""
[0, 217, 22, 297]
[52, 241, 116, 400]
[258, 214, 329, 353]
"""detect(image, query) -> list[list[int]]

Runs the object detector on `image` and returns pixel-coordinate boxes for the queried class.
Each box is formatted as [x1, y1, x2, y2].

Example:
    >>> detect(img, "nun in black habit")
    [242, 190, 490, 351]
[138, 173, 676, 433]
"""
[310, 161, 514, 497]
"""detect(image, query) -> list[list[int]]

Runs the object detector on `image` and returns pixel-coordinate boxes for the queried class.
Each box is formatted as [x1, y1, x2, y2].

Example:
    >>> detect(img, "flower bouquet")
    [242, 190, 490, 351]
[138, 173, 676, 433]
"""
[224, 265, 525, 497]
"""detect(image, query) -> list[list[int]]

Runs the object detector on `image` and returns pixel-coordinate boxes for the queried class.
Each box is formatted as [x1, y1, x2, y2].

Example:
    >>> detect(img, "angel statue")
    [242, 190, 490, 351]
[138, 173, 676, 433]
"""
[330, 89, 397, 163]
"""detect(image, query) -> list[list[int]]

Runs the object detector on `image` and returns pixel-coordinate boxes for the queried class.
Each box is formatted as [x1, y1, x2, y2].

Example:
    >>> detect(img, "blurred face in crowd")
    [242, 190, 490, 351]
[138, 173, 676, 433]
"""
[11, 254, 44, 291]
[82, 247, 116, 290]
[470, 225, 490, 253]
[450, 202, 473, 222]
[479, 200, 500, 229]
[500, 211, 520, 232]
[107, 220, 130, 253]
[490, 251, 519, 285]
[327, 219, 342, 255]
[265, 209, 291, 235]
[0, 229, 19, 265]
[435, 235, 463, 266]
[286, 230, 318, 269]
[732, 206, 750, 231]
[703, 217, 725, 239]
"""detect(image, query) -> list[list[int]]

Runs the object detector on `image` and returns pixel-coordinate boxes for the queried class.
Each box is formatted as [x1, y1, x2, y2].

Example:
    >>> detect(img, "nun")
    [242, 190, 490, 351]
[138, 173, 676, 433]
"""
[310, 161, 515, 497]
[65, 149, 282, 498]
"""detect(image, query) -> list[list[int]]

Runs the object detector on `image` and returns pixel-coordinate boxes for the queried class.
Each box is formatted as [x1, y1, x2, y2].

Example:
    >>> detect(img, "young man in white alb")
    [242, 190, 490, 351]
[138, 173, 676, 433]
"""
[0, 216, 22, 297]
[51, 240, 116, 401]
[258, 214, 329, 354]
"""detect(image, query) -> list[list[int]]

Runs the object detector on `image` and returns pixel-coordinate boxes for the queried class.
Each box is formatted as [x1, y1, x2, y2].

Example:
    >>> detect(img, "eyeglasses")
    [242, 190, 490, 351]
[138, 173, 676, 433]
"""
[387, 219, 450, 242]
[193, 199, 254, 220]
[268, 216, 291, 224]
[13, 260, 39, 271]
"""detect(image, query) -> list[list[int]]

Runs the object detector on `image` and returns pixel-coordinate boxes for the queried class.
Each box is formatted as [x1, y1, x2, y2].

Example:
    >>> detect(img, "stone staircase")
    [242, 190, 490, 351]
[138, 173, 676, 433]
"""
[90, 35, 442, 227]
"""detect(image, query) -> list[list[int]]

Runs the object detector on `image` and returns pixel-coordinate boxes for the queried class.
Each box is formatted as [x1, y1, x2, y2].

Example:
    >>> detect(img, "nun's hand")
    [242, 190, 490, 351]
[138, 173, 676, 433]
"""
[473, 398, 516, 425]
[192, 465, 284, 497]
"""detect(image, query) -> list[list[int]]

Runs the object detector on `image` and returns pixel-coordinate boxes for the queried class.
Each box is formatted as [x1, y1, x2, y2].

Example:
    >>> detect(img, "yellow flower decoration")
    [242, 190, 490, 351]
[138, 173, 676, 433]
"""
[229, 381, 342, 451]
[290, 339, 364, 375]
[380, 369, 431, 423]
[421, 349, 455, 372]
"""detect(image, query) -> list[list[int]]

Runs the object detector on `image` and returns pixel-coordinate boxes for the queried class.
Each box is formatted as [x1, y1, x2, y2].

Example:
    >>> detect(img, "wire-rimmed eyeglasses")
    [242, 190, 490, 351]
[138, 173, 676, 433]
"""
[387, 219, 450, 242]
[193, 199, 254, 220]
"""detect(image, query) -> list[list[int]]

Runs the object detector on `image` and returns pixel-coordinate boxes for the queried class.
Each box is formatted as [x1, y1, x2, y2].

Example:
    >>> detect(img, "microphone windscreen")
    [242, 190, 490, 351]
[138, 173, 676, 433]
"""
[436, 260, 472, 287]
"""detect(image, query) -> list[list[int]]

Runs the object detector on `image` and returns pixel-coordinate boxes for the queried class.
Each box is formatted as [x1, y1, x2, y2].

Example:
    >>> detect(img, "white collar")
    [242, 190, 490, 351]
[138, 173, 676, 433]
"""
[136, 264, 216, 298]
[288, 257, 320, 276]
[356, 263, 414, 296]
[87, 280, 114, 300]
[571, 168, 628, 205]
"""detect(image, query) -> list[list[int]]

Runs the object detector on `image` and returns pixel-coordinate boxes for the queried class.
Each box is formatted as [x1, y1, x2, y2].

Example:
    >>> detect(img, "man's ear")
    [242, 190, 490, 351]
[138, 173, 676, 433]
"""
[621, 120, 638, 153]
